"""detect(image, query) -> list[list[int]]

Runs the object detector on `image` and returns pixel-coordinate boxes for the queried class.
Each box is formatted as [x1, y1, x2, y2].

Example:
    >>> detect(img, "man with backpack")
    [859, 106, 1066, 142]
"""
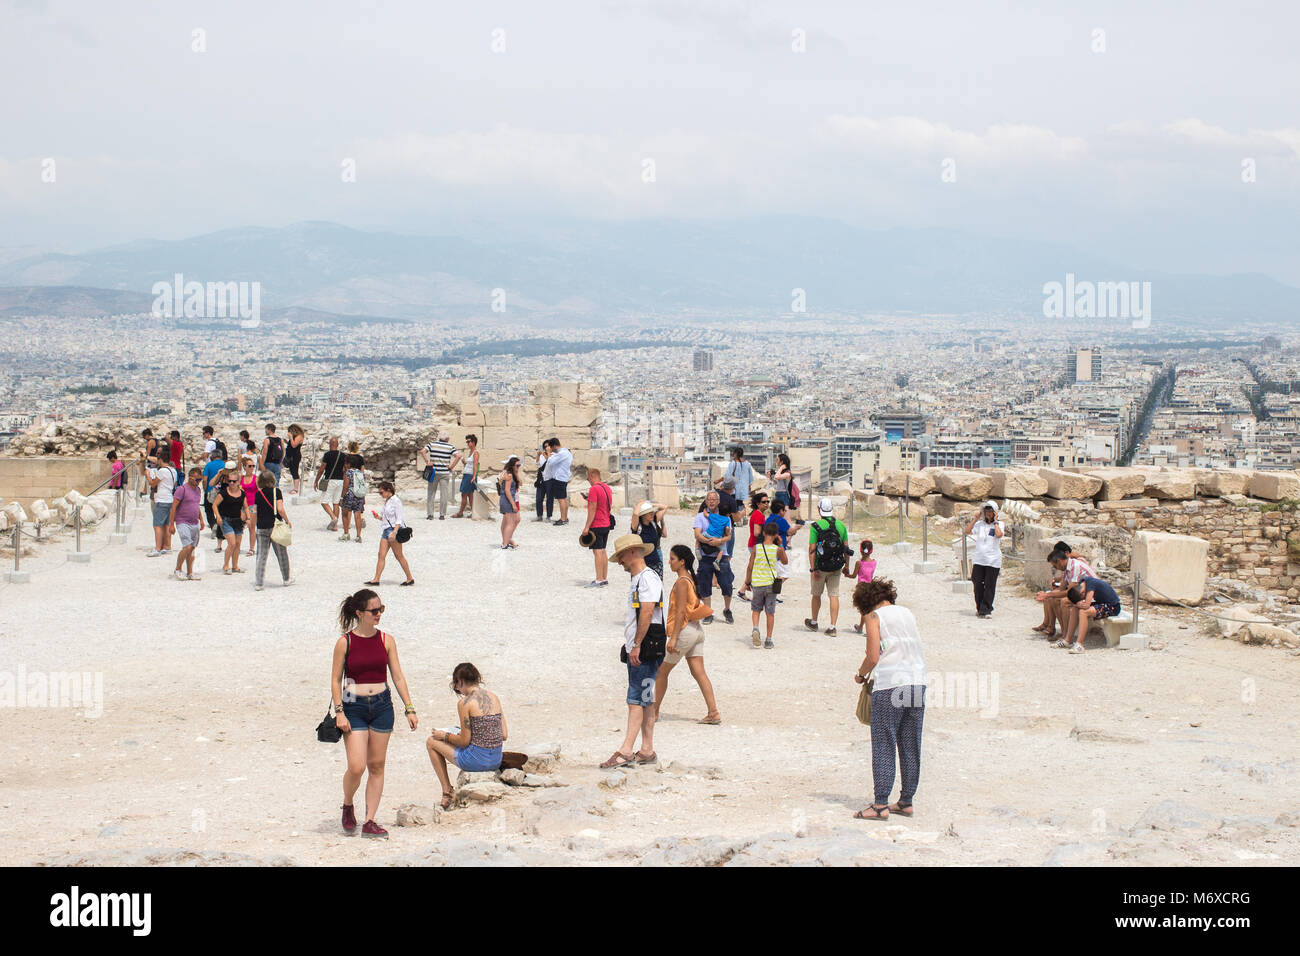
[805, 498, 848, 636]
[259, 423, 285, 486]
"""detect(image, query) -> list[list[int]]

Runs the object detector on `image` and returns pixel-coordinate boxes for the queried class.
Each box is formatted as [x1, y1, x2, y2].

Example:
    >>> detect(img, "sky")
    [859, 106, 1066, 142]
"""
[2, 0, 1298, 282]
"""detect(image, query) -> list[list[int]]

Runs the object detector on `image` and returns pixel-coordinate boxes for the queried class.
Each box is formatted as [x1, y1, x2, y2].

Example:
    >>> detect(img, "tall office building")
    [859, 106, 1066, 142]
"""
[693, 349, 714, 372]
[1068, 347, 1102, 383]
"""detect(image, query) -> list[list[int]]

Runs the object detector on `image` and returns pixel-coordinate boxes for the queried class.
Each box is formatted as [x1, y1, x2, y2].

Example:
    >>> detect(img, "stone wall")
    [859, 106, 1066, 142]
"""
[0, 457, 112, 510]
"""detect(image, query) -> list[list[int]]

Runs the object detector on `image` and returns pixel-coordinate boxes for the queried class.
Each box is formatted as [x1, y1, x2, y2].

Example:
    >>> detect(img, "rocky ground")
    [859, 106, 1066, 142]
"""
[2, 492, 1298, 866]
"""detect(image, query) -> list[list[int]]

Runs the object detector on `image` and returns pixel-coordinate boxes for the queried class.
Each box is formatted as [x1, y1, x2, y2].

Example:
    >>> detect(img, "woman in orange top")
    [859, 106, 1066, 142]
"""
[653, 544, 721, 725]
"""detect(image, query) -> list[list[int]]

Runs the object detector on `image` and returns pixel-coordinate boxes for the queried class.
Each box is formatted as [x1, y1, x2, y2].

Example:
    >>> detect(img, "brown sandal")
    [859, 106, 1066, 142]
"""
[854, 804, 890, 820]
[634, 751, 658, 764]
[600, 751, 634, 769]
[440, 790, 454, 810]
[888, 801, 914, 817]
[698, 715, 722, 725]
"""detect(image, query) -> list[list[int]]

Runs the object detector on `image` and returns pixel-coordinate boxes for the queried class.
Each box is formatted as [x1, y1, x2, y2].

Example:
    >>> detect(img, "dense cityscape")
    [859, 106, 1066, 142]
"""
[1, 310, 1295, 494]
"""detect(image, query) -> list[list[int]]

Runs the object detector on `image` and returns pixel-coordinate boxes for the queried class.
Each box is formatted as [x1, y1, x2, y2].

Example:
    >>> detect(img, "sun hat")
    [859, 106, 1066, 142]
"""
[225, 460, 239, 470]
[578, 529, 596, 547]
[818, 499, 835, 516]
[609, 533, 654, 562]
[982, 500, 999, 512]
[635, 500, 659, 518]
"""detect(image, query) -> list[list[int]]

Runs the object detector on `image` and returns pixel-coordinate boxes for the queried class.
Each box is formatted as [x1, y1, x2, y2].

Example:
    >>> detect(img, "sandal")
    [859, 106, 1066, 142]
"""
[1031, 624, 1052, 635]
[698, 715, 722, 725]
[600, 751, 635, 769]
[634, 751, 658, 765]
[888, 801, 914, 817]
[854, 805, 890, 821]
[440, 790, 454, 810]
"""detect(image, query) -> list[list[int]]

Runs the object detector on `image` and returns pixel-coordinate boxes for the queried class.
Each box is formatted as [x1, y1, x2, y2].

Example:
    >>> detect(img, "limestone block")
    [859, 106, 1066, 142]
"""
[1086, 468, 1147, 501]
[864, 494, 897, 517]
[484, 426, 546, 455]
[553, 402, 600, 428]
[528, 382, 580, 404]
[1249, 471, 1300, 501]
[1193, 469, 1251, 497]
[929, 496, 966, 518]
[748, 473, 770, 495]
[1216, 605, 1268, 638]
[1132, 531, 1208, 605]
[1038, 468, 1102, 500]
[982, 468, 1048, 499]
[436, 379, 481, 405]
[482, 404, 508, 427]
[471, 488, 496, 520]
[877, 469, 933, 498]
[1241, 622, 1299, 647]
[457, 404, 486, 428]
[507, 404, 542, 427]
[1097, 498, 1159, 510]
[553, 427, 592, 451]
[929, 469, 992, 502]
[1020, 524, 1103, 591]
[1145, 472, 1196, 500]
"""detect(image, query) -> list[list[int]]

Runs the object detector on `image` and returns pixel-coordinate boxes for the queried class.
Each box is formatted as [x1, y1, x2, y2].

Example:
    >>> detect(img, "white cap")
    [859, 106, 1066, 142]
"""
[982, 500, 999, 512]
[818, 499, 835, 516]
[225, 460, 239, 470]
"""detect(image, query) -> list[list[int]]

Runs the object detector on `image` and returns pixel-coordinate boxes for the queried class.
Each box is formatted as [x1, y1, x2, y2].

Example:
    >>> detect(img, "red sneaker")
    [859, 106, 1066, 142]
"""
[361, 820, 388, 838]
[341, 804, 356, 832]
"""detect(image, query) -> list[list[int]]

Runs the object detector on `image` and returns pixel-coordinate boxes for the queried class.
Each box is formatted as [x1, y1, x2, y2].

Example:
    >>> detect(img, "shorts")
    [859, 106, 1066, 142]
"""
[626, 657, 662, 706]
[220, 518, 245, 537]
[152, 502, 172, 527]
[321, 479, 344, 504]
[342, 687, 394, 733]
[773, 491, 791, 507]
[453, 744, 503, 773]
[381, 527, 394, 541]
[176, 523, 200, 548]
[548, 478, 568, 500]
[459, 474, 478, 495]
[811, 570, 841, 597]
[1093, 601, 1122, 620]
[664, 626, 704, 665]
[588, 526, 611, 550]
[750, 584, 777, 615]
[696, 553, 733, 599]
[266, 462, 282, 484]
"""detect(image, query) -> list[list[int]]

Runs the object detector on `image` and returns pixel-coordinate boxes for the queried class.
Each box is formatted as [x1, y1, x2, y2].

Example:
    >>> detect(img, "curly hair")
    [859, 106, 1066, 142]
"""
[853, 578, 898, 616]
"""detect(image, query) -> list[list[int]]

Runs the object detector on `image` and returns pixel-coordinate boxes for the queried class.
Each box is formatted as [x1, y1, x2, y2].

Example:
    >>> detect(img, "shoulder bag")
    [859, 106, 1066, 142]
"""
[259, 487, 293, 547]
[855, 672, 875, 725]
[317, 634, 351, 743]
[760, 543, 783, 595]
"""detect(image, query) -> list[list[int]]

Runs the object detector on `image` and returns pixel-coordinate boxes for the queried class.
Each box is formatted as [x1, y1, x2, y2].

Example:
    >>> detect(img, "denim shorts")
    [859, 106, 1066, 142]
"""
[220, 518, 244, 536]
[453, 744, 503, 772]
[342, 687, 394, 733]
[381, 527, 393, 541]
[625, 657, 662, 706]
[152, 502, 171, 527]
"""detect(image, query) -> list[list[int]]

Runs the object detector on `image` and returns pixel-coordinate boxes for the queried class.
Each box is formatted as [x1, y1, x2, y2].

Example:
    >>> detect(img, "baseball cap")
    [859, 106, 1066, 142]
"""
[818, 499, 834, 516]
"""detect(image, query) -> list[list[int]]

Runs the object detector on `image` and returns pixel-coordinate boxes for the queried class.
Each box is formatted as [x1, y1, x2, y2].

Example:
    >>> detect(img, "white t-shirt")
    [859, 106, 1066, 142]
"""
[871, 604, 927, 693]
[381, 495, 404, 531]
[624, 567, 665, 653]
[203, 439, 217, 459]
[149, 465, 175, 504]
[970, 518, 1003, 568]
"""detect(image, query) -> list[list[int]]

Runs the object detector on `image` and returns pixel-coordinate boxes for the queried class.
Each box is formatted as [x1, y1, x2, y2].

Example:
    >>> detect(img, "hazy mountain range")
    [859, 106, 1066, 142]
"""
[1, 219, 1297, 324]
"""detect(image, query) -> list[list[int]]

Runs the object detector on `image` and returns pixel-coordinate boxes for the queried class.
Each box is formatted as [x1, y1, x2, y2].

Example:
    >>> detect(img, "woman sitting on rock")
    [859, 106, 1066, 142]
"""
[425, 663, 507, 810]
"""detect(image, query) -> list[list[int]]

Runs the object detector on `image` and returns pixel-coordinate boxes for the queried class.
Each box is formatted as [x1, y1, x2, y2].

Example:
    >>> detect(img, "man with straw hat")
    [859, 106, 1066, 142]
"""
[600, 534, 666, 769]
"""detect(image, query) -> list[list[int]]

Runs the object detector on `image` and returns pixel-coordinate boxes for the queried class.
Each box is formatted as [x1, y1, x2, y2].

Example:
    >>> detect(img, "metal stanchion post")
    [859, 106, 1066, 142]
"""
[914, 511, 938, 572]
[1132, 570, 1141, 635]
[111, 487, 128, 544]
[1118, 569, 1146, 650]
[7, 524, 29, 582]
[69, 504, 90, 563]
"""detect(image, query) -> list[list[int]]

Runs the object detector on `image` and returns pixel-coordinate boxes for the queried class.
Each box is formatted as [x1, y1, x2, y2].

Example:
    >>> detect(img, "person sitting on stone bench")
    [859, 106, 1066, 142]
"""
[1033, 541, 1095, 639]
[1061, 576, 1122, 655]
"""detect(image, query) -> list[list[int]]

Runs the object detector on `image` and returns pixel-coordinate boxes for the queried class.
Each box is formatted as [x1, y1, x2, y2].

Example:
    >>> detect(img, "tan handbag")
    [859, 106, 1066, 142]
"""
[855, 673, 875, 725]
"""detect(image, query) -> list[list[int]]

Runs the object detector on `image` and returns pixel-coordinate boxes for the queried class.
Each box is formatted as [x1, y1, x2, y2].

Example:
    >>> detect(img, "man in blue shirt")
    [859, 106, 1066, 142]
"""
[1064, 576, 1122, 655]
[202, 457, 228, 551]
[715, 446, 755, 503]
[543, 438, 573, 525]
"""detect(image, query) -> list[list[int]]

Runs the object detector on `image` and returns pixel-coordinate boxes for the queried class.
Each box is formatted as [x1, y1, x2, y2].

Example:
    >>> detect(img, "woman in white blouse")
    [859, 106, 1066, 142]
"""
[366, 480, 414, 586]
[852, 578, 926, 821]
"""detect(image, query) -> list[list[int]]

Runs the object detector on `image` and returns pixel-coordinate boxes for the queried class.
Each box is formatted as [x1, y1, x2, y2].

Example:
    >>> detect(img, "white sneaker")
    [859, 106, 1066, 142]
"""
[283, 577, 295, 587]
[187, 573, 202, 581]
[172, 569, 187, 581]
[1069, 643, 1085, 654]
[255, 584, 264, 591]
[147, 549, 161, 557]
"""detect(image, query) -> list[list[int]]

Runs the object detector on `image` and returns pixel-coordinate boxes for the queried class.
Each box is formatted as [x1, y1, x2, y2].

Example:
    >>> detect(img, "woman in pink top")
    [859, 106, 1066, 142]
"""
[846, 540, 877, 633]
[240, 459, 259, 556]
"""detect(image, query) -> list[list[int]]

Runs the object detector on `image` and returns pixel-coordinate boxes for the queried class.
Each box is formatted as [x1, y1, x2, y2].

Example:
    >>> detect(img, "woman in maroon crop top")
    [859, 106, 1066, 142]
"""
[330, 587, 419, 838]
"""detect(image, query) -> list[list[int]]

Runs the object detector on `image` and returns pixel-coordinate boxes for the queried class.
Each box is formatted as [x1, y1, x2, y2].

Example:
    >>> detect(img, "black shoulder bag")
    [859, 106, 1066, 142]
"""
[316, 634, 350, 743]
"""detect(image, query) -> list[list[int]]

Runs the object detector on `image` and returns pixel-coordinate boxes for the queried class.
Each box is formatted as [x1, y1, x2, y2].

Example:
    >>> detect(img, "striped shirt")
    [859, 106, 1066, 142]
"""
[751, 542, 781, 586]
[424, 440, 455, 471]
[1063, 556, 1095, 585]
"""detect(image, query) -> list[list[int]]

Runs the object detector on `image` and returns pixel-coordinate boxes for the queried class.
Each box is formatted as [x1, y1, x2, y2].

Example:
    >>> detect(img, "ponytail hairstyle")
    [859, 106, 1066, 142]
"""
[339, 588, 379, 633]
[860, 538, 874, 558]
[670, 543, 695, 576]
[451, 662, 482, 693]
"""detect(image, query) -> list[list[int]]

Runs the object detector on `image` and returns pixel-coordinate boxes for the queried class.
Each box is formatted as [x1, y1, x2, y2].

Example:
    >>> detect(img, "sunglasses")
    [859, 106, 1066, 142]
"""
[363, 605, 385, 615]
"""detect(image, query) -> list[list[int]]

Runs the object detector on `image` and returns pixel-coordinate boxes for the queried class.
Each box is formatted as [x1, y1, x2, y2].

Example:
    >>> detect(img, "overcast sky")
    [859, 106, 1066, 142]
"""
[2, 0, 1298, 282]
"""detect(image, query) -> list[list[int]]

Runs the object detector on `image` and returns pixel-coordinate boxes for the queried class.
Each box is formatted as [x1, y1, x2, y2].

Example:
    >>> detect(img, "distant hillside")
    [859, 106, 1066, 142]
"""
[0, 285, 152, 318]
[1, 219, 1297, 322]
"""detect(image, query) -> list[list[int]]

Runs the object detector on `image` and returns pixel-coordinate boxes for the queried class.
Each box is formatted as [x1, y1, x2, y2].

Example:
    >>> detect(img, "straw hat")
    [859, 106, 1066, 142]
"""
[635, 500, 659, 518]
[609, 533, 654, 561]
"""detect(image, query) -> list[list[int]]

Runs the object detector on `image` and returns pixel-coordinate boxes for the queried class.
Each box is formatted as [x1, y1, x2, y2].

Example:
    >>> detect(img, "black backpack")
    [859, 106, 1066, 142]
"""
[212, 439, 228, 462]
[266, 436, 283, 463]
[814, 517, 847, 572]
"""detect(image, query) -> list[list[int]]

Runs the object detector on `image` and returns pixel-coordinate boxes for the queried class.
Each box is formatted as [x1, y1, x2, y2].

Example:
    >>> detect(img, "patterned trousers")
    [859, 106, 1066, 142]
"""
[869, 684, 925, 805]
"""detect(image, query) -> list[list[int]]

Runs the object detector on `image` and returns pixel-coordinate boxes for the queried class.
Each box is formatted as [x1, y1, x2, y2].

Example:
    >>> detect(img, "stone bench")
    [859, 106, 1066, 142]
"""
[1090, 609, 1133, 647]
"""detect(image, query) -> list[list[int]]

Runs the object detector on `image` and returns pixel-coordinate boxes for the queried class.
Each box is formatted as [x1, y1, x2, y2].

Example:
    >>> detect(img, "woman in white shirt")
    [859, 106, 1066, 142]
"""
[964, 500, 1004, 618]
[852, 578, 926, 821]
[366, 481, 414, 586]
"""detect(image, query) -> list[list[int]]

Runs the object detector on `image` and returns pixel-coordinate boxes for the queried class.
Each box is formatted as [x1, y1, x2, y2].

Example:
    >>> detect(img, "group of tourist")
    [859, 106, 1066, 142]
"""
[1032, 538, 1122, 654]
